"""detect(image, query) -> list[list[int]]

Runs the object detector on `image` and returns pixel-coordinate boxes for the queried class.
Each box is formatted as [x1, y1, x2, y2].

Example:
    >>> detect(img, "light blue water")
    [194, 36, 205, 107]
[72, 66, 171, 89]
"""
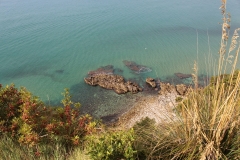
[0, 0, 240, 117]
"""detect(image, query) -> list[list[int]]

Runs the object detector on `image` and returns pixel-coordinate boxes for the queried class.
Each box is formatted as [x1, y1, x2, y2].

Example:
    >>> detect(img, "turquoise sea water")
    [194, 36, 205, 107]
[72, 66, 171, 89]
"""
[0, 0, 240, 118]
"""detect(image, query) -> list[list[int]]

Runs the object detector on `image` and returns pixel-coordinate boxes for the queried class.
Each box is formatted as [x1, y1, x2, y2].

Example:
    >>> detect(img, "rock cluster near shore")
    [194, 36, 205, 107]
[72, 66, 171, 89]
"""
[84, 74, 142, 94]
[84, 66, 192, 127]
[85, 65, 143, 94]
[83, 64, 208, 129]
[117, 79, 190, 128]
[146, 78, 157, 88]
[145, 77, 189, 96]
[85, 73, 189, 96]
[85, 65, 190, 96]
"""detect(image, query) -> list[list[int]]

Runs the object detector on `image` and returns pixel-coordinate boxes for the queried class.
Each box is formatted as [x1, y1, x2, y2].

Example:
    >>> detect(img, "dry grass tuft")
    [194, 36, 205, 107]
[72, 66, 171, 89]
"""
[133, 0, 240, 159]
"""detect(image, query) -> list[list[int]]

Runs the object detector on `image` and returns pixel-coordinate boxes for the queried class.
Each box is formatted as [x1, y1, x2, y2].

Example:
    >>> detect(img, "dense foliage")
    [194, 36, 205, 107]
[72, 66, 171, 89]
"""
[0, 84, 96, 156]
[87, 129, 136, 160]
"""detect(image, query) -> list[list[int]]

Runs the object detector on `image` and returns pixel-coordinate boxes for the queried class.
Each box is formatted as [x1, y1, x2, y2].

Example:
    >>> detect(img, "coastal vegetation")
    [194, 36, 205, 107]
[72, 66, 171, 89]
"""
[0, 85, 96, 159]
[1, 0, 240, 159]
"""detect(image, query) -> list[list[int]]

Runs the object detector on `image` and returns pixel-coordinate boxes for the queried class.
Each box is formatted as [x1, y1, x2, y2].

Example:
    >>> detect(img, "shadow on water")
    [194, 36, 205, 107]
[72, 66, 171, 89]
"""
[0, 64, 50, 80]
[55, 69, 64, 74]
[0, 62, 66, 83]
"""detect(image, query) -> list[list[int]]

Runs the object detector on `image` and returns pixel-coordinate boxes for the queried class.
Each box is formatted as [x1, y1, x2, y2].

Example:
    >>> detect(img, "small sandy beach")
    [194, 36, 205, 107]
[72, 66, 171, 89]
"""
[117, 92, 179, 128]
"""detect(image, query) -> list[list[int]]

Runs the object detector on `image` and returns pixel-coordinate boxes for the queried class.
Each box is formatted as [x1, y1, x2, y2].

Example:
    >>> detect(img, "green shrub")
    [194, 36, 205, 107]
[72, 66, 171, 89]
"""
[87, 129, 137, 160]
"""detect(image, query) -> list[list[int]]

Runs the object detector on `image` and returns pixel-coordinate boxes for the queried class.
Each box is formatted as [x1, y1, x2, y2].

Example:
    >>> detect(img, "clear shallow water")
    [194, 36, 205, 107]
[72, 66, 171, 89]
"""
[0, 0, 240, 118]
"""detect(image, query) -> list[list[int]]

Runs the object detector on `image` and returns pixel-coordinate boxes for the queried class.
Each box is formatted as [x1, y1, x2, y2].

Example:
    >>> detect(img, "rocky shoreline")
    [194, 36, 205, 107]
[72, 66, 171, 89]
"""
[84, 64, 192, 126]
[116, 79, 190, 128]
[84, 65, 190, 96]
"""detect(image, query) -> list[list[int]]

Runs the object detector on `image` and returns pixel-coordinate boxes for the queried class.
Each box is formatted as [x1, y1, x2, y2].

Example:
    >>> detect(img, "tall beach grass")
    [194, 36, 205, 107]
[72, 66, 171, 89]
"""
[133, 0, 240, 159]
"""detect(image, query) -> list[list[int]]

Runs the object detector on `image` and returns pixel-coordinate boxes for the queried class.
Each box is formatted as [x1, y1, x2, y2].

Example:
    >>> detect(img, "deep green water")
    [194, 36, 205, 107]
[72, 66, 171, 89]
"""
[0, 0, 240, 118]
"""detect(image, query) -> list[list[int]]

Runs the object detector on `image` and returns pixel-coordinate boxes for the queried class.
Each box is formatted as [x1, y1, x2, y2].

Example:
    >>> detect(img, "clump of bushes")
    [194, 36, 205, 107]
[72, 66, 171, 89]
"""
[0, 84, 96, 157]
[87, 129, 137, 160]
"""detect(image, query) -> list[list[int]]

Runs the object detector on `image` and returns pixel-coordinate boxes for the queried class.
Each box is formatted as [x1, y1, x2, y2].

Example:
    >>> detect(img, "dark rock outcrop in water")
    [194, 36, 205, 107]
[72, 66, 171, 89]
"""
[146, 78, 157, 88]
[174, 73, 192, 79]
[84, 74, 142, 94]
[123, 60, 152, 74]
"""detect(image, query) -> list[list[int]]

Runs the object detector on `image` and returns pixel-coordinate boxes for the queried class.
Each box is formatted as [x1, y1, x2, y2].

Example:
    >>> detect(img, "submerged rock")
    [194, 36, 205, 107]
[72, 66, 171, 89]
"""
[88, 65, 114, 76]
[146, 78, 157, 88]
[114, 68, 123, 73]
[123, 60, 152, 74]
[55, 69, 64, 74]
[174, 73, 192, 79]
[84, 74, 142, 94]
